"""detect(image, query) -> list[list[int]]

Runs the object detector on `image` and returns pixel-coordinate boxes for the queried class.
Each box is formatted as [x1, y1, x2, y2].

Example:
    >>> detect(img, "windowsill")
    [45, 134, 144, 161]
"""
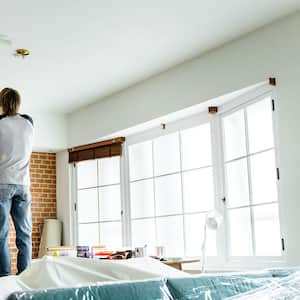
[182, 256, 287, 273]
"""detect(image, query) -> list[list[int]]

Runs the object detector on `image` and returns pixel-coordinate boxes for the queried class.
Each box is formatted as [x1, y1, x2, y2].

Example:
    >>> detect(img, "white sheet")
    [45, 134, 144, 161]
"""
[0, 276, 23, 300]
[0, 256, 187, 299]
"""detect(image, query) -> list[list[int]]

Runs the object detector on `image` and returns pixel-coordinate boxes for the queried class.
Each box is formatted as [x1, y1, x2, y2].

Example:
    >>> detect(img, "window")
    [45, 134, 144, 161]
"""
[76, 156, 122, 247]
[74, 86, 282, 266]
[129, 124, 216, 257]
[222, 97, 281, 257]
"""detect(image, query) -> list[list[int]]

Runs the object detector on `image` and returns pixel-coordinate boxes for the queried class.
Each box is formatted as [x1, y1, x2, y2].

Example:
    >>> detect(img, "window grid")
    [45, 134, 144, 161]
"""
[76, 158, 122, 246]
[129, 127, 215, 257]
[74, 87, 283, 264]
[224, 147, 275, 165]
[129, 165, 214, 184]
[222, 98, 281, 257]
[78, 182, 121, 191]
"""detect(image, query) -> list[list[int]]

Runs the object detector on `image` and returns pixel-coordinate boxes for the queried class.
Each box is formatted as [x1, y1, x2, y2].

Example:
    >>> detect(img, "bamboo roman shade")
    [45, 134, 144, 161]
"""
[68, 137, 125, 163]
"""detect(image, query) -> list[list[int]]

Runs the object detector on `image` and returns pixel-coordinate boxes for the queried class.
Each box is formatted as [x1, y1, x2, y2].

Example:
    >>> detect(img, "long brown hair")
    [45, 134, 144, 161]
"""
[0, 88, 21, 116]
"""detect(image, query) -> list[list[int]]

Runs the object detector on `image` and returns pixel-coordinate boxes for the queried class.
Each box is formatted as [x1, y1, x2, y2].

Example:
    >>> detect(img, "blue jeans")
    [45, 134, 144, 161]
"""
[0, 184, 32, 276]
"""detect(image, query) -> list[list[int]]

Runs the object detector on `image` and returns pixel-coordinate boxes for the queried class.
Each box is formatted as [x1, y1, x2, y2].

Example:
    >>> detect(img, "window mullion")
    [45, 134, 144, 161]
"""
[178, 131, 187, 257]
[97, 161, 101, 246]
[211, 115, 227, 262]
[270, 91, 284, 256]
[121, 143, 132, 247]
[151, 141, 159, 248]
[73, 164, 79, 245]
[243, 109, 256, 256]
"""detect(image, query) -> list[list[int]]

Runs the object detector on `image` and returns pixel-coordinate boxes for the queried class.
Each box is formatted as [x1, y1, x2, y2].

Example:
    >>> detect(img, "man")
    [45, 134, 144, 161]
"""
[0, 88, 34, 276]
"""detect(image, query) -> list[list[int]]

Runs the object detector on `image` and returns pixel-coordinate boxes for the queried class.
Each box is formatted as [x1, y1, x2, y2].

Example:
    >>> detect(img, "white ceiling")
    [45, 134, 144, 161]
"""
[0, 0, 299, 114]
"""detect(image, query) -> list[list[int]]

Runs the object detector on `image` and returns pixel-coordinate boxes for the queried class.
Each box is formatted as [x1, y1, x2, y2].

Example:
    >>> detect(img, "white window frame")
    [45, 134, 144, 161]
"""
[126, 112, 220, 259]
[71, 83, 286, 269]
[72, 157, 124, 247]
[217, 86, 285, 268]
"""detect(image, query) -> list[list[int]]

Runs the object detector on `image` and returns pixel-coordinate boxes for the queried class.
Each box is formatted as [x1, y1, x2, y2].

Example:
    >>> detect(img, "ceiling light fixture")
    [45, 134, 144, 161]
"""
[15, 49, 30, 58]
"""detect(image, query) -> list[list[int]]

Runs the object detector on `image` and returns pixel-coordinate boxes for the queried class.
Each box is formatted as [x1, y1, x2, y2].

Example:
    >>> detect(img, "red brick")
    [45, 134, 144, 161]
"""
[9, 151, 56, 274]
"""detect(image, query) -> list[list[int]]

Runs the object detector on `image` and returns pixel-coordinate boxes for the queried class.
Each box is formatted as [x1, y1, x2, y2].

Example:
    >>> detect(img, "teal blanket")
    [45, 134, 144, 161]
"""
[8, 268, 298, 300]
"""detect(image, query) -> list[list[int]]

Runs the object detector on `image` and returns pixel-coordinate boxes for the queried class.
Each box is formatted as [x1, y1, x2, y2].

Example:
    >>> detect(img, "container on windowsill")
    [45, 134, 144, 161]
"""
[91, 245, 107, 258]
[77, 246, 91, 258]
[47, 246, 77, 257]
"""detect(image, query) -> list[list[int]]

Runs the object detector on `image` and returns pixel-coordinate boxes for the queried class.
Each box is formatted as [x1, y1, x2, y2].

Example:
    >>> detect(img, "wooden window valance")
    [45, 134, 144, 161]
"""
[68, 137, 125, 163]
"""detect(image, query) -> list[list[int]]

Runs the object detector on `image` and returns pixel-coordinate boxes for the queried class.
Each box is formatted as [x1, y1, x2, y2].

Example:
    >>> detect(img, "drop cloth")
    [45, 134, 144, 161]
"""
[0, 256, 186, 299]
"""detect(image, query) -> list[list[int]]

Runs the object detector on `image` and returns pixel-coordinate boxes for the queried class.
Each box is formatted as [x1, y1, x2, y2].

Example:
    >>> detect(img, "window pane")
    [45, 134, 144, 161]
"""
[100, 221, 122, 248]
[78, 223, 99, 246]
[77, 160, 97, 189]
[131, 218, 156, 248]
[247, 98, 274, 154]
[155, 174, 182, 216]
[225, 159, 249, 208]
[153, 132, 180, 176]
[157, 216, 184, 257]
[223, 110, 247, 161]
[181, 123, 212, 170]
[99, 185, 121, 221]
[130, 179, 155, 218]
[77, 188, 98, 223]
[185, 214, 216, 257]
[228, 208, 253, 256]
[98, 156, 120, 186]
[183, 168, 214, 213]
[129, 141, 153, 181]
[253, 204, 281, 256]
[250, 150, 278, 204]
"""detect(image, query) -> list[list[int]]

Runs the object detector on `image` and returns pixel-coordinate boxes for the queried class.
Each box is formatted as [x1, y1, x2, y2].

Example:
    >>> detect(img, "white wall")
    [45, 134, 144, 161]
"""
[30, 112, 67, 152]
[66, 12, 300, 266]
[68, 12, 300, 147]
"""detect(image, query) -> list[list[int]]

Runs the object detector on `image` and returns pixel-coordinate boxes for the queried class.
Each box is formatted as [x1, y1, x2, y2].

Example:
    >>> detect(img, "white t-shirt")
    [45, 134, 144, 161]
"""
[0, 114, 34, 186]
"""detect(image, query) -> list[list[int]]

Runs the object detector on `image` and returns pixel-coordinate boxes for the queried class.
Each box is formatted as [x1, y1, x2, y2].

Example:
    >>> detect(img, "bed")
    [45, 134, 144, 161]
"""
[1, 257, 299, 300]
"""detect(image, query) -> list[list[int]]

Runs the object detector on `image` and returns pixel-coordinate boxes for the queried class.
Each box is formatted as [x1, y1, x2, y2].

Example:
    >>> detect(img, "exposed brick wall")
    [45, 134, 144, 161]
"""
[9, 152, 56, 274]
